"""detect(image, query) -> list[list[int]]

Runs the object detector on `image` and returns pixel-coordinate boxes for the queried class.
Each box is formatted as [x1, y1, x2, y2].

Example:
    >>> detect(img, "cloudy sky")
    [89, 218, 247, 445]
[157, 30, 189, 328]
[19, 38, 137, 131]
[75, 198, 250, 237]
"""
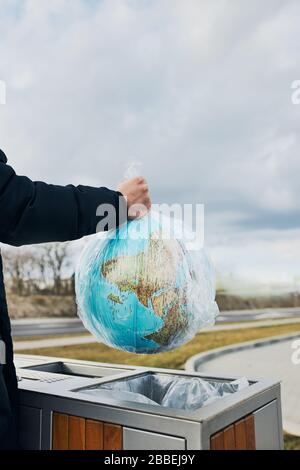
[1, 0, 300, 290]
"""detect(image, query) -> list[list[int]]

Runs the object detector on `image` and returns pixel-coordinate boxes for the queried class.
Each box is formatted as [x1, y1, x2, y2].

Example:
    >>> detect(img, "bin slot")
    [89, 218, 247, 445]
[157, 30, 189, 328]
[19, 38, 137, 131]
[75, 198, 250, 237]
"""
[78, 372, 250, 411]
[23, 361, 129, 379]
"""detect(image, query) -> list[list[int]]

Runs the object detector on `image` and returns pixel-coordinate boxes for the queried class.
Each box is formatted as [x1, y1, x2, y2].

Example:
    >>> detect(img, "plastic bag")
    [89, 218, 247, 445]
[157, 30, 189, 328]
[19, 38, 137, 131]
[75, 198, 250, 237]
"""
[82, 374, 249, 411]
[76, 211, 219, 354]
[161, 377, 249, 410]
[83, 389, 159, 407]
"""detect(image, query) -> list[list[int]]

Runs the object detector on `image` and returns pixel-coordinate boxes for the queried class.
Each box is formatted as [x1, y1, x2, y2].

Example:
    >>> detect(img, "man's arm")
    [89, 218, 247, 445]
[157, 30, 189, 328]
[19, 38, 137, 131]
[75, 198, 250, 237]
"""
[0, 149, 126, 246]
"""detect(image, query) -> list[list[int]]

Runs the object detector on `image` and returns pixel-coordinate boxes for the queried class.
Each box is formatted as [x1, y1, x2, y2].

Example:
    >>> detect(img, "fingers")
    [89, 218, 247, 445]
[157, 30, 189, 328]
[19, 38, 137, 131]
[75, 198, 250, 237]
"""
[144, 196, 151, 209]
[117, 175, 151, 220]
[134, 176, 146, 185]
[136, 178, 151, 209]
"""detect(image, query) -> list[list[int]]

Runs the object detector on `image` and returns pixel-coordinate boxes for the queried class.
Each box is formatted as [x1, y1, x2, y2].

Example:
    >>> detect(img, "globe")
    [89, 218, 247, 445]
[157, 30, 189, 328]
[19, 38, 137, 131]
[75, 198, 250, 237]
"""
[75, 213, 218, 354]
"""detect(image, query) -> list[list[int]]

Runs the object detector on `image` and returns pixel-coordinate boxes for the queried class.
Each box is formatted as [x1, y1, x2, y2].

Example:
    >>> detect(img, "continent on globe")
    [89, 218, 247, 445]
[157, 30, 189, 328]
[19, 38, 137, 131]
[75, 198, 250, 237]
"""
[145, 288, 188, 346]
[107, 293, 123, 305]
[102, 234, 188, 346]
[75, 212, 218, 354]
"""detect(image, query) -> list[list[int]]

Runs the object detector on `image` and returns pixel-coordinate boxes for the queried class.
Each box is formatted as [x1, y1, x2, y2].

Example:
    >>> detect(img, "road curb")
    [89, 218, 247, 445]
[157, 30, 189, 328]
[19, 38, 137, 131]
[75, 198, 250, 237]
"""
[185, 331, 300, 372]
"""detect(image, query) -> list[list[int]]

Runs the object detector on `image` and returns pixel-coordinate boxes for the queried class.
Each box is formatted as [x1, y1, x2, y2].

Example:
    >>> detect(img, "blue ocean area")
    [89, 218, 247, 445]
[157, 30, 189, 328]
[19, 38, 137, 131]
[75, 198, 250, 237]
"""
[75, 212, 216, 354]
[77, 217, 166, 353]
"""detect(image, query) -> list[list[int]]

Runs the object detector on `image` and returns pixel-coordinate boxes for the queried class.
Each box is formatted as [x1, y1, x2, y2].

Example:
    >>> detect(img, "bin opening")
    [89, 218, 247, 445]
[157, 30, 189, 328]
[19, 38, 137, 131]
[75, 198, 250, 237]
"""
[79, 372, 250, 411]
[23, 361, 129, 378]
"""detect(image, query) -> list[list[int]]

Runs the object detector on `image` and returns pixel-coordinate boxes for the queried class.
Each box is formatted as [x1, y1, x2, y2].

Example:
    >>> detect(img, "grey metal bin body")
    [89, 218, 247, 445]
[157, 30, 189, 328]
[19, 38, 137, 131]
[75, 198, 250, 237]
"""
[15, 354, 283, 450]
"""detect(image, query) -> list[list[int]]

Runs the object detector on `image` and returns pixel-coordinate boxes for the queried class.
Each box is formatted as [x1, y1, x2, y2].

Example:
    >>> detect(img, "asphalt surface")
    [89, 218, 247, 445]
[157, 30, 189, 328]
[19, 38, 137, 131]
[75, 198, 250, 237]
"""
[14, 317, 300, 351]
[11, 307, 300, 337]
[11, 318, 86, 337]
[218, 307, 300, 323]
[195, 336, 300, 436]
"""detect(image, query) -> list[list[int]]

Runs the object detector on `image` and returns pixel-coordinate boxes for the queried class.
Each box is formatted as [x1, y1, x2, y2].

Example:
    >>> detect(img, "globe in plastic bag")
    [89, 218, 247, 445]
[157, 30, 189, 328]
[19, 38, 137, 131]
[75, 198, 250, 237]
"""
[75, 211, 218, 354]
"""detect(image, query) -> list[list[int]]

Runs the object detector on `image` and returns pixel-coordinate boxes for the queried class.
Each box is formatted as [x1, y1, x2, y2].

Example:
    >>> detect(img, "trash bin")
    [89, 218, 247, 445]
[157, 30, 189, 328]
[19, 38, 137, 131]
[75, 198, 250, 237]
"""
[15, 354, 283, 450]
[81, 371, 250, 411]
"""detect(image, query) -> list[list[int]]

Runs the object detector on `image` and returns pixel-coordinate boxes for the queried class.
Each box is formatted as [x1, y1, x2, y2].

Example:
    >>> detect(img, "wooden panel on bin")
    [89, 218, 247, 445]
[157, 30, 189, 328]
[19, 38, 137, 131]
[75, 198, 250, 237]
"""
[210, 431, 224, 450]
[86, 419, 104, 450]
[223, 425, 235, 450]
[245, 415, 256, 450]
[103, 423, 123, 450]
[52, 413, 123, 451]
[234, 418, 247, 450]
[68, 416, 86, 450]
[52, 413, 69, 450]
[210, 413, 256, 450]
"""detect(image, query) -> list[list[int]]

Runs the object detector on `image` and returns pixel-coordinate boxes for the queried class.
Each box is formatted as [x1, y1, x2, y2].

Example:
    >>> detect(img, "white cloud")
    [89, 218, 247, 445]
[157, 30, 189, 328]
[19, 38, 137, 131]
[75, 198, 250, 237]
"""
[1, 0, 300, 283]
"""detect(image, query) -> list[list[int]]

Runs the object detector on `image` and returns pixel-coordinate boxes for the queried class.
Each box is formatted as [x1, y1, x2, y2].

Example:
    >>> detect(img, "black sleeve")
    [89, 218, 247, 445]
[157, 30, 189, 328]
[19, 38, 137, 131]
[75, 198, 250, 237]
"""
[0, 149, 127, 247]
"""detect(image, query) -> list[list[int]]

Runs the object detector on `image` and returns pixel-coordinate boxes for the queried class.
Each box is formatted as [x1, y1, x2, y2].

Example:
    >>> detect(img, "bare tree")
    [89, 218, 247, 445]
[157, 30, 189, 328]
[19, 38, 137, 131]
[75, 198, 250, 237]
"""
[2, 248, 33, 295]
[32, 246, 48, 290]
[2, 241, 75, 296]
[43, 242, 70, 295]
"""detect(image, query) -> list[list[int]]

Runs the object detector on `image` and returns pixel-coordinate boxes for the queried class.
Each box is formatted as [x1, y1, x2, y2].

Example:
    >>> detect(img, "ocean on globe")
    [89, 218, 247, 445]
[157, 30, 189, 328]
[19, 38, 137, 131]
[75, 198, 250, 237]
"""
[75, 212, 218, 354]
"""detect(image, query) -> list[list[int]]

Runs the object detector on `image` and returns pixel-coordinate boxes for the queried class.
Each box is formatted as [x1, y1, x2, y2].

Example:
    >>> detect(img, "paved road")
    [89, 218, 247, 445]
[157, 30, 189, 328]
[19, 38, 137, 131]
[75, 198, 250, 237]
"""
[14, 318, 300, 351]
[218, 307, 300, 323]
[11, 307, 300, 337]
[11, 318, 86, 337]
[195, 336, 300, 436]
[14, 334, 94, 351]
